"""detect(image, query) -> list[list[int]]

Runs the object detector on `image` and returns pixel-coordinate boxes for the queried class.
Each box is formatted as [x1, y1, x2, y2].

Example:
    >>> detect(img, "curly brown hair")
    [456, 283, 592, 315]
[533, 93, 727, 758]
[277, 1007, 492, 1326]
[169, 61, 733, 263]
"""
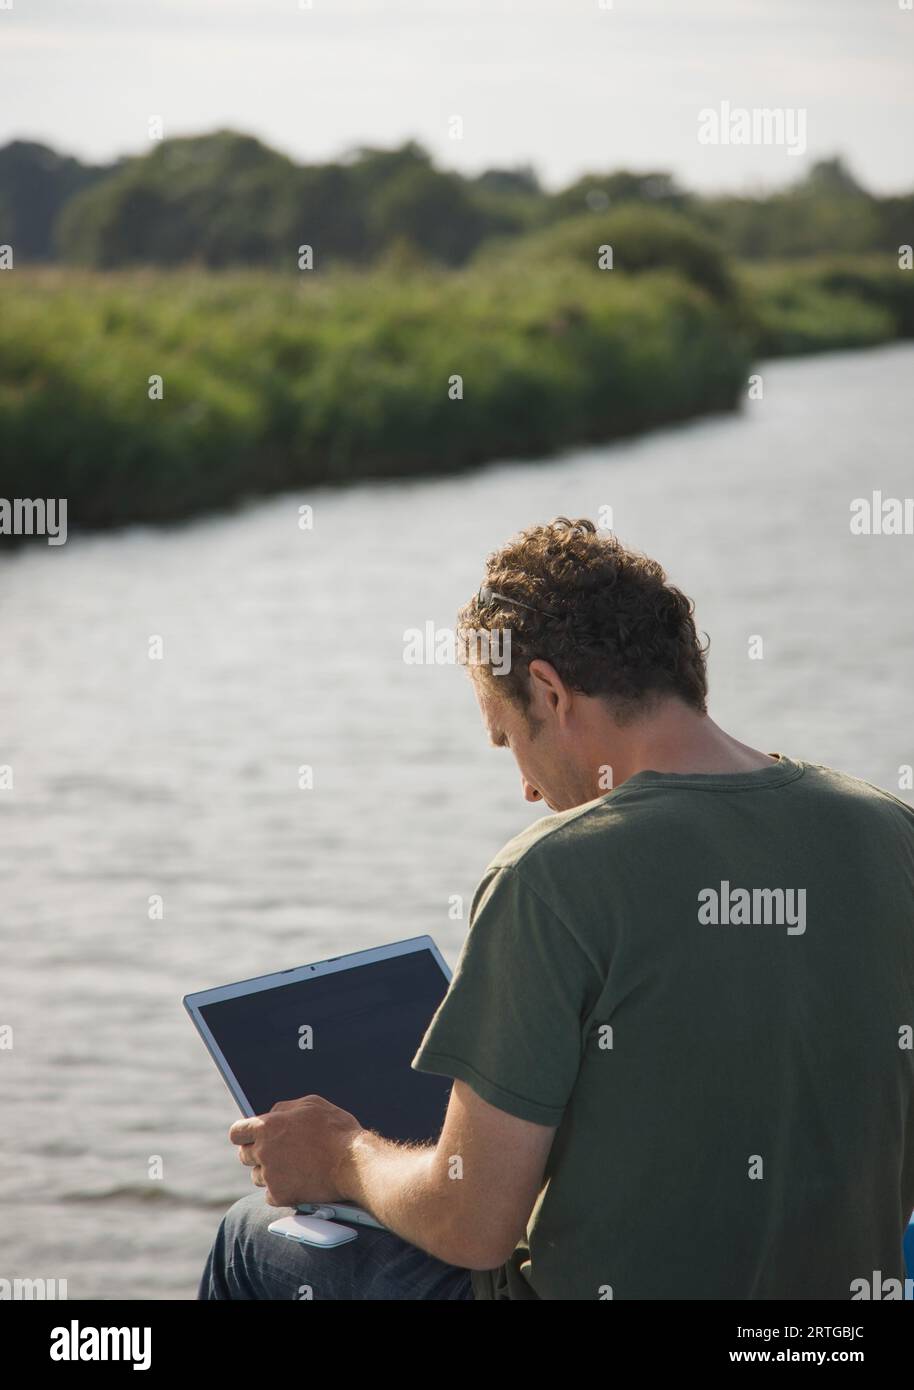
[458, 518, 709, 724]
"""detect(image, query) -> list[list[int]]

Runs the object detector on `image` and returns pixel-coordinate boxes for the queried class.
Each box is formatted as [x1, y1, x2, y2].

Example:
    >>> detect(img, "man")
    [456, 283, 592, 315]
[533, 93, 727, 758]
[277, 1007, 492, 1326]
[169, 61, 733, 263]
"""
[200, 517, 914, 1300]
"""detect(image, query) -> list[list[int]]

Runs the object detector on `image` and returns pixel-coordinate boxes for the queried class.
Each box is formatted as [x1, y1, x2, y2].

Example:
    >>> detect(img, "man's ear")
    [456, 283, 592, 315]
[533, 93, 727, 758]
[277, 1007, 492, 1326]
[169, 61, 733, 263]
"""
[527, 659, 571, 721]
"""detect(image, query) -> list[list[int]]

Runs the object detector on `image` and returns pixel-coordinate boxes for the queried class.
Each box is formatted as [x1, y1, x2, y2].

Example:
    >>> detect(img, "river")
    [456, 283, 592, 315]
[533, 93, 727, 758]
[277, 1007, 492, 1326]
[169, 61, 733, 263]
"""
[2, 343, 912, 1298]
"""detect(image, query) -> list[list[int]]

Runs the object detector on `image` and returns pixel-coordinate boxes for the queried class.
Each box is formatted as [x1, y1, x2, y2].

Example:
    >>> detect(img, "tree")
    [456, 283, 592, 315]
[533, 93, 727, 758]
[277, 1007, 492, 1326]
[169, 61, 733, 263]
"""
[0, 141, 110, 261]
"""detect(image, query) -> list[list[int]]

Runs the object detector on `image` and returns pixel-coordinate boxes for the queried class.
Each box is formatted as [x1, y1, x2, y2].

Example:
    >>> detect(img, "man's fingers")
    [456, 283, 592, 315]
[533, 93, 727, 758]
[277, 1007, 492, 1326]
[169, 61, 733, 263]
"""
[237, 1144, 258, 1168]
[229, 1116, 264, 1146]
[270, 1096, 318, 1112]
[250, 1164, 266, 1188]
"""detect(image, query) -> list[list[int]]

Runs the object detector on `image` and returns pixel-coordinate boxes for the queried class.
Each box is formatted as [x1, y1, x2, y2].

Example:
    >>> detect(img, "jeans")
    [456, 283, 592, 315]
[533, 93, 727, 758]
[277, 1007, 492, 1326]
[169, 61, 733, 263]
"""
[198, 1192, 475, 1300]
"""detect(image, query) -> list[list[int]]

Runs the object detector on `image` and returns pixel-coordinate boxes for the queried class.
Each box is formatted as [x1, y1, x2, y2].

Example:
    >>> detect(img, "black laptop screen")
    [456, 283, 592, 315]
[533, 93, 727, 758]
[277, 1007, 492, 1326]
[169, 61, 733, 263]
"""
[199, 948, 453, 1143]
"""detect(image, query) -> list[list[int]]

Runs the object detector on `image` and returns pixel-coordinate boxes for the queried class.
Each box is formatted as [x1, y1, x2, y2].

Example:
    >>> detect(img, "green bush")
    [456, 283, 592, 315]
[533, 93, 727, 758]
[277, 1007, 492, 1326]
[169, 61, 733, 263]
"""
[739, 257, 912, 355]
[0, 262, 750, 529]
[477, 205, 738, 304]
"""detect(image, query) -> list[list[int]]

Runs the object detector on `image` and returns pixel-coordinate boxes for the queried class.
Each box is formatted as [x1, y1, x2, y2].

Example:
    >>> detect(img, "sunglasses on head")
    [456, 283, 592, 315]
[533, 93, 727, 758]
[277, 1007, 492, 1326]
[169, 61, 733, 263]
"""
[477, 584, 562, 620]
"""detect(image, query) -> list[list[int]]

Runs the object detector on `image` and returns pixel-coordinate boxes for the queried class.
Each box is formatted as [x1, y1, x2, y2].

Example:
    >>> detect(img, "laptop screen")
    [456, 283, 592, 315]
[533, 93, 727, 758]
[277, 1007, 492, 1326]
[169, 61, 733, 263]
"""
[198, 947, 453, 1144]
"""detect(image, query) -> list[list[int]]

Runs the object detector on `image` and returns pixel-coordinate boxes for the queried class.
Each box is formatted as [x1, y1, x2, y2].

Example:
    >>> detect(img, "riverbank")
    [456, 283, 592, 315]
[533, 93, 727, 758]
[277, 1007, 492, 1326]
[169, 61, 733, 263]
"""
[1, 251, 910, 531]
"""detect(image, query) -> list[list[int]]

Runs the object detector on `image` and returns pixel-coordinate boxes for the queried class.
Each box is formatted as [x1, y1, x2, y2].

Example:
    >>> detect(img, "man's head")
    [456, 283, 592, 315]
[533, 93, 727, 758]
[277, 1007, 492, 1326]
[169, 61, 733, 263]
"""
[458, 518, 709, 811]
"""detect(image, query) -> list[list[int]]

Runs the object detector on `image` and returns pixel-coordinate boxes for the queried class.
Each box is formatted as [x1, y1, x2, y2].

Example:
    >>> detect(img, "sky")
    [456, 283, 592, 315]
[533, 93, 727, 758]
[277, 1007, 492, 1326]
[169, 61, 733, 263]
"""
[1, 0, 912, 194]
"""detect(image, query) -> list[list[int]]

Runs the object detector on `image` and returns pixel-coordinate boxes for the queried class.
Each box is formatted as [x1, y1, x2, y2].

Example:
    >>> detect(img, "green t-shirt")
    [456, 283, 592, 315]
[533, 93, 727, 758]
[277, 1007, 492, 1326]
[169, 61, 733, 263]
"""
[411, 755, 914, 1299]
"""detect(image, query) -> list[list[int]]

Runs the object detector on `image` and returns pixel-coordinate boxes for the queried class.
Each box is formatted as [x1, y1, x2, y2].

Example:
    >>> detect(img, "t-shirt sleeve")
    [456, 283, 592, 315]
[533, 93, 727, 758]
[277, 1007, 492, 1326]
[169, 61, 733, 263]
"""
[411, 862, 601, 1126]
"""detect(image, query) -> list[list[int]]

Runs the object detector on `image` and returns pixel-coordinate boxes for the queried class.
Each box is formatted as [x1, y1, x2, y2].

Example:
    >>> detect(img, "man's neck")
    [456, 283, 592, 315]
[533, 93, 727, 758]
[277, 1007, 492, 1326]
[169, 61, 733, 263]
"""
[592, 706, 776, 788]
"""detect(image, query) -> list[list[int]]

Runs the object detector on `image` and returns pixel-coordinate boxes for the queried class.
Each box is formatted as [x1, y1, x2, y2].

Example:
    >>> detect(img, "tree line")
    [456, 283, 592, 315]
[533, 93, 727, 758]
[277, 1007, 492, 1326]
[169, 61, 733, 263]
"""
[1, 130, 910, 270]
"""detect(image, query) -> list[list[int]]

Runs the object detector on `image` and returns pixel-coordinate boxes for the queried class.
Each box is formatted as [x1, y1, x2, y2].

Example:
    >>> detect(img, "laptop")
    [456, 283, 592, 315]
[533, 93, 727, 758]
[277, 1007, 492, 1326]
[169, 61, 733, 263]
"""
[183, 935, 453, 1230]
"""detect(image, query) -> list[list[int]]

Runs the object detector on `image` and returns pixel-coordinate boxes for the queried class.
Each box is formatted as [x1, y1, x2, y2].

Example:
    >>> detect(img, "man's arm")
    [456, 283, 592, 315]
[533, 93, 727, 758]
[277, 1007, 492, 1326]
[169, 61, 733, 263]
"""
[336, 1078, 556, 1270]
[231, 867, 591, 1266]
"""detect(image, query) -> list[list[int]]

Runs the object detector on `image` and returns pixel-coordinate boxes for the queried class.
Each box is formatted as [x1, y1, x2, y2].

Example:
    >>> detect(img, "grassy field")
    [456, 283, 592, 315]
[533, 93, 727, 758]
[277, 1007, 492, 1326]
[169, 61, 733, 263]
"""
[1, 238, 911, 529]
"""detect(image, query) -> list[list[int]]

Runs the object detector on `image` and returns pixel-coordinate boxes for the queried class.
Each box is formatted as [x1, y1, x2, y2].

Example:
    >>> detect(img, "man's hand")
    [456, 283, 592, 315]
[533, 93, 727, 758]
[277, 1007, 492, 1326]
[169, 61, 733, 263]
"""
[228, 1081, 556, 1268]
[229, 1095, 363, 1208]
